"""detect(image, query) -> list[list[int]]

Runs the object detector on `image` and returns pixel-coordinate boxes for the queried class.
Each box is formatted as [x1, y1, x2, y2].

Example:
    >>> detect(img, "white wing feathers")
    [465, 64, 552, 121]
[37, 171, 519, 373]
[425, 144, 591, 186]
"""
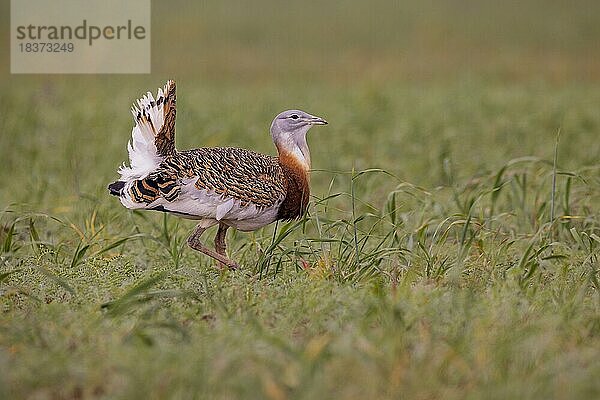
[216, 198, 235, 220]
[143, 180, 281, 231]
[118, 84, 170, 181]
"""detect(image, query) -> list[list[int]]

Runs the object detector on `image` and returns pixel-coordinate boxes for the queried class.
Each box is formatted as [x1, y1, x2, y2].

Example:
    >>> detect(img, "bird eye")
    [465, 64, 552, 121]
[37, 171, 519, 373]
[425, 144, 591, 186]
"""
[290, 114, 299, 119]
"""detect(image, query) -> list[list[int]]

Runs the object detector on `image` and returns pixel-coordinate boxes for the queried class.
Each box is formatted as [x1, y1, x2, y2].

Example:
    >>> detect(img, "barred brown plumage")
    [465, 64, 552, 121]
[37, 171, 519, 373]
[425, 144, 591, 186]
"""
[133, 147, 287, 209]
[156, 81, 176, 156]
[109, 80, 327, 269]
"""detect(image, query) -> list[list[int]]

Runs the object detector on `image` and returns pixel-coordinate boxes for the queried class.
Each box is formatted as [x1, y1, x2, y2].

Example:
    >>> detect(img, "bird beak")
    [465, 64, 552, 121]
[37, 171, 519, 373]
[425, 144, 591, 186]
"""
[307, 115, 328, 125]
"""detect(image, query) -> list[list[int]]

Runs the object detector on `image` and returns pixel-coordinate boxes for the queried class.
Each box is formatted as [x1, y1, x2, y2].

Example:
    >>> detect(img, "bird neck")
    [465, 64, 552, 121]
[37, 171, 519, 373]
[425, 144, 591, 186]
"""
[276, 145, 311, 221]
[274, 134, 311, 171]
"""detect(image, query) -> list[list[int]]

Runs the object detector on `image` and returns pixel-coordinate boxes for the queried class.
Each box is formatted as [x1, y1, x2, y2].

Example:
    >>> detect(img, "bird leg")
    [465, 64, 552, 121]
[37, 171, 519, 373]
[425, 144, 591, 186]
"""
[187, 223, 239, 270]
[214, 223, 231, 269]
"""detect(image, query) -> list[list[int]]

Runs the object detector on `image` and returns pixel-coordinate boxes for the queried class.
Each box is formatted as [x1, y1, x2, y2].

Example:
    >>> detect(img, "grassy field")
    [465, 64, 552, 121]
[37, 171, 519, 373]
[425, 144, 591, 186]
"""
[1, 1, 600, 399]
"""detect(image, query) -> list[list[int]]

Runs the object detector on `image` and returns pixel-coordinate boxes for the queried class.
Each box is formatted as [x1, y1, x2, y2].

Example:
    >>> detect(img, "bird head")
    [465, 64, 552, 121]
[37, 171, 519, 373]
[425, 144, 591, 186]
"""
[270, 110, 327, 168]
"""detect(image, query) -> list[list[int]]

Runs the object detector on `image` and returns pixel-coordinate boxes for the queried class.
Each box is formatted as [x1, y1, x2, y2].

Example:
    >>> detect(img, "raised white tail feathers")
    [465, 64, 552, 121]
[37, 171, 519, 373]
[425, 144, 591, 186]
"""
[118, 80, 175, 180]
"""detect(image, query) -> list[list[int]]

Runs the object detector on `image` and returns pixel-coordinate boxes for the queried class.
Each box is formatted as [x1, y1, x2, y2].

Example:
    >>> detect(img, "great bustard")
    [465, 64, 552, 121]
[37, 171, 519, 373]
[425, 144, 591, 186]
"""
[108, 80, 327, 268]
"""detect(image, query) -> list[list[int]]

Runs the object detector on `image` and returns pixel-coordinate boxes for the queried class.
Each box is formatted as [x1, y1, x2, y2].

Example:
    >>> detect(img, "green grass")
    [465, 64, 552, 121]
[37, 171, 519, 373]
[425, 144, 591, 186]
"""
[1, 1, 600, 399]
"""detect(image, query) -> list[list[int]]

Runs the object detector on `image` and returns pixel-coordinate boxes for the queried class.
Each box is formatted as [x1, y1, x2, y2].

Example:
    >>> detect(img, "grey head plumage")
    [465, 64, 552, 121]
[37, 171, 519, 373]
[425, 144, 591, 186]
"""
[270, 110, 327, 168]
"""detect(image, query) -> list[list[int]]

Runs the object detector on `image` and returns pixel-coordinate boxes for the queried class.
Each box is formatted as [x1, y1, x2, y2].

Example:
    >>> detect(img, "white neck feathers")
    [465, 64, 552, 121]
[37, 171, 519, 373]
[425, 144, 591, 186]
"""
[274, 133, 311, 170]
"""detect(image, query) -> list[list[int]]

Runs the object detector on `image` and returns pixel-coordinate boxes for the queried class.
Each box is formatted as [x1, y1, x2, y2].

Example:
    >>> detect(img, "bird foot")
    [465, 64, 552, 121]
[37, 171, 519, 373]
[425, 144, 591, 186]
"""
[187, 223, 239, 270]
[215, 259, 240, 271]
[187, 236, 239, 270]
